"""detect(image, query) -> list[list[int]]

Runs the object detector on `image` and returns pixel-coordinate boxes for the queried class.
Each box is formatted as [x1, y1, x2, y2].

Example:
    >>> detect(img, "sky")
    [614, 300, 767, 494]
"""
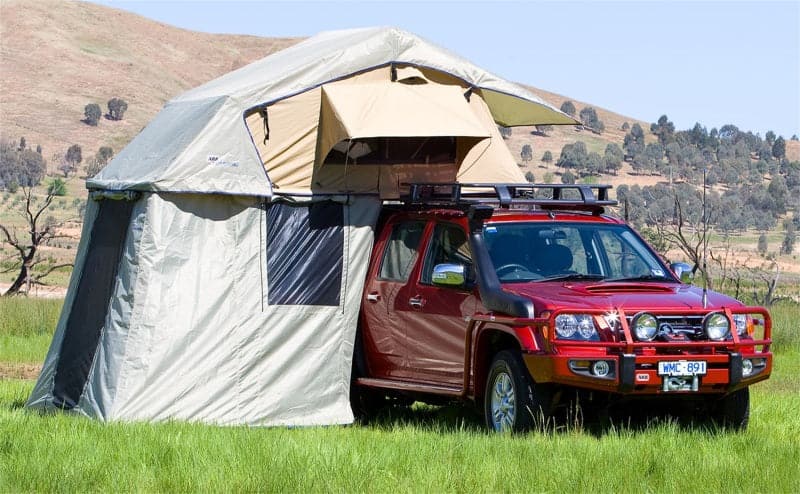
[91, 0, 800, 138]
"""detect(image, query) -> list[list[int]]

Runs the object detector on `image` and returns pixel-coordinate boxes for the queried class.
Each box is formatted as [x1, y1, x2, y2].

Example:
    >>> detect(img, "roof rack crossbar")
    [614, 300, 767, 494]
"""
[402, 183, 617, 213]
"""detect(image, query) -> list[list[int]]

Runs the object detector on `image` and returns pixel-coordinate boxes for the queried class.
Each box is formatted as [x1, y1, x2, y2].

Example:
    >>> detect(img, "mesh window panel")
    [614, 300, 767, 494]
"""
[266, 202, 344, 306]
[52, 198, 136, 409]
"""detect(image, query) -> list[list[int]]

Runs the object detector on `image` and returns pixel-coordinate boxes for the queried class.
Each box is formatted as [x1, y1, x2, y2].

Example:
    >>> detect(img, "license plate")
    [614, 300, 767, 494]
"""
[658, 360, 707, 376]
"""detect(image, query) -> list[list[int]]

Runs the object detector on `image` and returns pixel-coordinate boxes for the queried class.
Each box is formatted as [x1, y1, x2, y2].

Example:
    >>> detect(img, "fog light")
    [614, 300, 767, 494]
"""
[742, 358, 754, 377]
[591, 360, 611, 377]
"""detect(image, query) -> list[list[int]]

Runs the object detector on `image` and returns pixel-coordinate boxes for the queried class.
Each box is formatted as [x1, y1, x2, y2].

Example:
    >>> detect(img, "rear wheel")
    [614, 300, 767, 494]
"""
[484, 350, 550, 433]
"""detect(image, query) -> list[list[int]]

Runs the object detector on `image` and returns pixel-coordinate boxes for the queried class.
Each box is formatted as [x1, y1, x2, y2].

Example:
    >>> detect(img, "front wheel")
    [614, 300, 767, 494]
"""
[484, 350, 550, 433]
[710, 387, 750, 430]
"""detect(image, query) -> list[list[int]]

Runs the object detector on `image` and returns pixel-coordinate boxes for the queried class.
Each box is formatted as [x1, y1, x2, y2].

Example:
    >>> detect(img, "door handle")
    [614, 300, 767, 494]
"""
[366, 292, 381, 302]
[409, 296, 424, 309]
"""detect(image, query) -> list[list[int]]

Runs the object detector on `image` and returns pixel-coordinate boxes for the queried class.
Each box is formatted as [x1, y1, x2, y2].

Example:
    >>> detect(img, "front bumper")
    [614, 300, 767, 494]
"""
[524, 351, 772, 394]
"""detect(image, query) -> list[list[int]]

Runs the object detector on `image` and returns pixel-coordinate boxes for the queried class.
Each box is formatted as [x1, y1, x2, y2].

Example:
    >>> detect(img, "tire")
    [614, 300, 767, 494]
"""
[711, 388, 750, 430]
[484, 350, 550, 433]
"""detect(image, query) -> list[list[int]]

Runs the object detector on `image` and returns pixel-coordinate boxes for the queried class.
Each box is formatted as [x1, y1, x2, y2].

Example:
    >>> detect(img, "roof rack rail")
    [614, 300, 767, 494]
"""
[402, 183, 617, 213]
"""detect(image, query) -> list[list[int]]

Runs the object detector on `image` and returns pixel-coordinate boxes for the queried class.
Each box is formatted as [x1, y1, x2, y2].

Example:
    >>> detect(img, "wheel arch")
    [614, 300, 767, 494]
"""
[473, 325, 523, 402]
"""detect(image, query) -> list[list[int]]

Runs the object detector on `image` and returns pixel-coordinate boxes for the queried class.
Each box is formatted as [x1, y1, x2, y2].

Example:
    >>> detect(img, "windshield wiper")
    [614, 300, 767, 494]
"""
[539, 274, 606, 282]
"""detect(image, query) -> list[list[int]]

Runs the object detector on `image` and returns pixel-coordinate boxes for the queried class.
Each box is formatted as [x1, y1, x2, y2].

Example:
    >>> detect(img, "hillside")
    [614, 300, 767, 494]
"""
[0, 0, 298, 163]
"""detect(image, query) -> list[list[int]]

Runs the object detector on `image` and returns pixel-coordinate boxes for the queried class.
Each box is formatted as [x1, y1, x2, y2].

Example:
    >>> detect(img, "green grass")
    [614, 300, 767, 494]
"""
[1, 299, 799, 492]
[1, 378, 798, 492]
[0, 297, 61, 363]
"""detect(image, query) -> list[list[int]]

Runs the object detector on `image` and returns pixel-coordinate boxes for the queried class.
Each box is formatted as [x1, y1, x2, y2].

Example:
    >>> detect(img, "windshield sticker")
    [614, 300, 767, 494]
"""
[651, 268, 665, 277]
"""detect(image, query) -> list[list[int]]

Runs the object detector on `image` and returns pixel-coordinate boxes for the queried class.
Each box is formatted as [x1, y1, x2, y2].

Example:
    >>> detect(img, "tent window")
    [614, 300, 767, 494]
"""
[52, 198, 136, 409]
[266, 201, 344, 306]
[323, 137, 457, 165]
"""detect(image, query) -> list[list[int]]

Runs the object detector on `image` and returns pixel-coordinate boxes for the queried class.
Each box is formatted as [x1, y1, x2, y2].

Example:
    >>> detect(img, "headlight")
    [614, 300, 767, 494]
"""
[555, 314, 598, 340]
[732, 314, 747, 336]
[632, 313, 658, 341]
[704, 313, 730, 340]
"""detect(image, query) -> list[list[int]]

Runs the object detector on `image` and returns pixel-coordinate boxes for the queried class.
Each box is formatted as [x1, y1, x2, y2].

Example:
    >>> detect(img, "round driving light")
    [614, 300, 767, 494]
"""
[555, 314, 578, 338]
[742, 358, 754, 377]
[591, 360, 610, 377]
[733, 314, 747, 336]
[633, 313, 658, 341]
[704, 313, 730, 341]
[576, 315, 596, 339]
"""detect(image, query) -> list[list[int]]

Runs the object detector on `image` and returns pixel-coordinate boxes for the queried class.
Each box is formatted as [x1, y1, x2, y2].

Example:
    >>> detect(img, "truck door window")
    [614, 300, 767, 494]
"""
[421, 223, 473, 285]
[378, 221, 426, 281]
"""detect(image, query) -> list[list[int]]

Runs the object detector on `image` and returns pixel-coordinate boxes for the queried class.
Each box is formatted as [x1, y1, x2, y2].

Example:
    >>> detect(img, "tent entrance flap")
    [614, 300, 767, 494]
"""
[313, 82, 490, 197]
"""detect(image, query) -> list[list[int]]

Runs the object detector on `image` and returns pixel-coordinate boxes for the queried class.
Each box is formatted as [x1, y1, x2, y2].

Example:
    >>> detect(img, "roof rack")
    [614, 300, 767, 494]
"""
[402, 183, 617, 214]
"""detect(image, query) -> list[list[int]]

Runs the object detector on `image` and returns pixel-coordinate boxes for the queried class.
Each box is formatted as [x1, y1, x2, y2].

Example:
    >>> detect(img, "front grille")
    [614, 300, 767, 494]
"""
[620, 314, 707, 341]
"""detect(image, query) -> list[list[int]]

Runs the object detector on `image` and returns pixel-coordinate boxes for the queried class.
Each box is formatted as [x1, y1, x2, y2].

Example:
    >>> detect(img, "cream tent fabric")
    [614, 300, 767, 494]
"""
[88, 27, 576, 196]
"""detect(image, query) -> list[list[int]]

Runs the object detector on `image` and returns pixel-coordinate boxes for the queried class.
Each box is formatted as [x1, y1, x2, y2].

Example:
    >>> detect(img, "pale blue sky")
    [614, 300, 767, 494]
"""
[92, 0, 800, 138]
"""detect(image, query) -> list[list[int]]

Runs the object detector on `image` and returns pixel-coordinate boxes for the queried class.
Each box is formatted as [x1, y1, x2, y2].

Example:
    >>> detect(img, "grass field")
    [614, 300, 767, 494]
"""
[1, 299, 798, 492]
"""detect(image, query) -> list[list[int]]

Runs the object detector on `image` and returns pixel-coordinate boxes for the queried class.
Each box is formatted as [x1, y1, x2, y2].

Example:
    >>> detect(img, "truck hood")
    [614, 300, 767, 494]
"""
[502, 281, 744, 314]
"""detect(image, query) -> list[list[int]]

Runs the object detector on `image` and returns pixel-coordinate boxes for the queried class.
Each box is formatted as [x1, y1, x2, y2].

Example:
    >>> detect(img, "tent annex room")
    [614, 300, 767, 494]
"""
[26, 27, 576, 426]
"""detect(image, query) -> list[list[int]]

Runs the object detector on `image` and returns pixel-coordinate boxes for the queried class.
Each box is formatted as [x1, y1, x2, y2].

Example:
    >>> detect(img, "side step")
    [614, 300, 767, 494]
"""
[355, 377, 463, 397]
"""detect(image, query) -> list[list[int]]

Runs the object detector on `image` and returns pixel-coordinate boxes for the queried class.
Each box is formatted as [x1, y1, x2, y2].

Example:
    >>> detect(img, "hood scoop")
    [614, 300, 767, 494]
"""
[584, 283, 675, 294]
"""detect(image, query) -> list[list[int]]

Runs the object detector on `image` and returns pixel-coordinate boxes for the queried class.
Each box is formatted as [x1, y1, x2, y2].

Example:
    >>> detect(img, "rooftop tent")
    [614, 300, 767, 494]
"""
[28, 27, 576, 426]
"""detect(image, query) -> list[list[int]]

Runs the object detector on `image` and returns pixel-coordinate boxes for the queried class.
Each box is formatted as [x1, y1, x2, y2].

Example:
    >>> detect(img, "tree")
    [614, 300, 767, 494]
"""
[624, 133, 645, 161]
[84, 103, 102, 126]
[541, 150, 553, 163]
[534, 125, 553, 136]
[97, 146, 114, 164]
[772, 136, 786, 160]
[498, 126, 512, 139]
[520, 144, 533, 163]
[524, 171, 535, 183]
[0, 138, 45, 189]
[47, 178, 66, 196]
[650, 115, 675, 145]
[781, 219, 795, 255]
[561, 170, 575, 184]
[61, 144, 82, 178]
[603, 143, 623, 175]
[621, 122, 630, 131]
[757, 233, 768, 256]
[630, 123, 645, 140]
[556, 142, 588, 171]
[765, 130, 776, 145]
[107, 97, 128, 121]
[1, 186, 74, 295]
[646, 184, 715, 289]
[579, 106, 604, 133]
[560, 100, 576, 116]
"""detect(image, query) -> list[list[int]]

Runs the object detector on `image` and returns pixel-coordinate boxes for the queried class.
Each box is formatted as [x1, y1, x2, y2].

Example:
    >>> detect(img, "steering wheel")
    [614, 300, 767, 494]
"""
[496, 263, 529, 277]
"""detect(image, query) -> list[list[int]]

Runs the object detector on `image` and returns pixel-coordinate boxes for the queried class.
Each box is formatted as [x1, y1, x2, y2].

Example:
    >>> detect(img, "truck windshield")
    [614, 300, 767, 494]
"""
[483, 222, 673, 283]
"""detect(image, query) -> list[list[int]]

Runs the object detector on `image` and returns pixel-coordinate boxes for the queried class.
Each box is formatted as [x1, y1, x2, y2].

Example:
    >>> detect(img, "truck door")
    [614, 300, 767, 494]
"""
[360, 220, 426, 379]
[404, 222, 477, 386]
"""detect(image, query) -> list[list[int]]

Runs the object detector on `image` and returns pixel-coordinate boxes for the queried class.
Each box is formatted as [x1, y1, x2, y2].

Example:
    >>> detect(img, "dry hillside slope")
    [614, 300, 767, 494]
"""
[0, 0, 298, 164]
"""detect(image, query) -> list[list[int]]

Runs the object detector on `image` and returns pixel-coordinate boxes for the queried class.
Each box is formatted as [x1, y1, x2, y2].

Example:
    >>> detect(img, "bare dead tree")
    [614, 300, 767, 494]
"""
[649, 194, 713, 290]
[0, 185, 74, 296]
[749, 263, 785, 307]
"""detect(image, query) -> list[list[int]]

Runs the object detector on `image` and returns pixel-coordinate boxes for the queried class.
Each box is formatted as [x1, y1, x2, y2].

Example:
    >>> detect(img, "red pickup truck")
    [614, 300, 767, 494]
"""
[352, 183, 772, 432]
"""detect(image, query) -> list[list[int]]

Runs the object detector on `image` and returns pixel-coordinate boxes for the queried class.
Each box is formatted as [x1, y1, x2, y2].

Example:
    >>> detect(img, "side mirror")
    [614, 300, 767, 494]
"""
[670, 262, 694, 284]
[432, 263, 466, 287]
